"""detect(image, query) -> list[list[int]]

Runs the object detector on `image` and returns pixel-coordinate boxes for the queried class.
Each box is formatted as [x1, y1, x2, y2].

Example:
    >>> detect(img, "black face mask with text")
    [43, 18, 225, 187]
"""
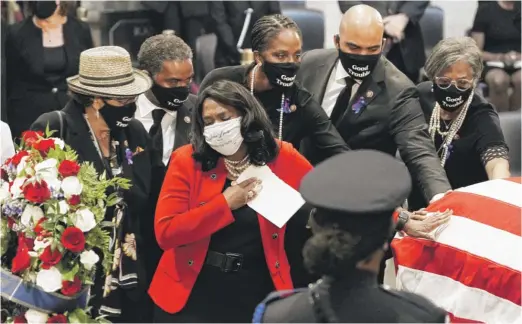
[99, 102, 137, 134]
[151, 84, 190, 111]
[262, 61, 300, 89]
[338, 50, 381, 81]
[433, 85, 472, 112]
[34, 1, 57, 19]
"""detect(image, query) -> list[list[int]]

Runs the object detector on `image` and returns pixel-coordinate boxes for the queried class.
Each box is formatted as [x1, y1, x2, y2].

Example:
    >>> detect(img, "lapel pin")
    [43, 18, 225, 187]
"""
[290, 104, 297, 112]
[366, 90, 373, 98]
[184, 116, 191, 124]
[454, 134, 460, 140]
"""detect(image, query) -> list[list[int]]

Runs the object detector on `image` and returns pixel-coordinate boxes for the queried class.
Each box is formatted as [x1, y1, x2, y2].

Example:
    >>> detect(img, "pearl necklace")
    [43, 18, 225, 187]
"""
[250, 64, 284, 140]
[224, 156, 251, 180]
[428, 90, 473, 167]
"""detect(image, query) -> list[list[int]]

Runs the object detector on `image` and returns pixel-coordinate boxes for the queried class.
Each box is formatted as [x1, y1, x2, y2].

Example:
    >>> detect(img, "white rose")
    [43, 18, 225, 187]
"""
[33, 237, 52, 252]
[16, 156, 29, 176]
[20, 205, 44, 227]
[10, 177, 26, 198]
[80, 250, 100, 270]
[36, 267, 62, 292]
[48, 200, 69, 215]
[24, 309, 49, 324]
[34, 158, 60, 190]
[73, 208, 96, 232]
[0, 181, 10, 205]
[61, 176, 82, 198]
[50, 138, 65, 149]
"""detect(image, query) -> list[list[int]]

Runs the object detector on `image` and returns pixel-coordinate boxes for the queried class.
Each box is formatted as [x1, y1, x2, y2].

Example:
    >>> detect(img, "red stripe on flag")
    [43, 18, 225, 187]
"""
[426, 191, 521, 236]
[449, 313, 484, 323]
[505, 177, 521, 184]
[392, 237, 521, 306]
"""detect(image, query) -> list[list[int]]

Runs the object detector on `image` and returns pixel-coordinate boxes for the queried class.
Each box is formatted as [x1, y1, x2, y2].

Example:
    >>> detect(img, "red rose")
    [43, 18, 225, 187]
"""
[34, 217, 47, 235]
[39, 245, 62, 269]
[68, 195, 81, 206]
[34, 139, 56, 156]
[58, 160, 80, 178]
[23, 180, 51, 204]
[47, 315, 67, 323]
[13, 315, 27, 323]
[7, 151, 29, 167]
[1, 168, 7, 181]
[11, 246, 31, 274]
[61, 276, 82, 296]
[21, 131, 43, 147]
[61, 227, 85, 253]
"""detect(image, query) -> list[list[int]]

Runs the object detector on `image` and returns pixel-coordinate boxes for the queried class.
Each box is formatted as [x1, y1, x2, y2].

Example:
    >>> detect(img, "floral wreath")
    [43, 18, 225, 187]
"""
[1, 128, 130, 323]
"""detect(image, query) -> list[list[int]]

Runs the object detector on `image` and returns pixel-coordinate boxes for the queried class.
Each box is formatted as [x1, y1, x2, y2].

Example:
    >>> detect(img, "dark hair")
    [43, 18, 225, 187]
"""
[251, 14, 302, 53]
[191, 80, 279, 171]
[302, 209, 393, 279]
[137, 34, 193, 76]
[68, 91, 94, 108]
[28, 1, 74, 17]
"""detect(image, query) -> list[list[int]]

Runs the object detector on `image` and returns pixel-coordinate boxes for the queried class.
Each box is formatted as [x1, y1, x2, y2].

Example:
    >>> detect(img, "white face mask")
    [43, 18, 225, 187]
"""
[203, 117, 244, 156]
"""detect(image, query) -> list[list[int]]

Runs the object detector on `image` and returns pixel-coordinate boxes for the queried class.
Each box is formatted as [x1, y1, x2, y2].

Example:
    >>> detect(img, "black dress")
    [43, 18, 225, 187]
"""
[6, 16, 93, 139]
[409, 82, 508, 209]
[154, 179, 274, 323]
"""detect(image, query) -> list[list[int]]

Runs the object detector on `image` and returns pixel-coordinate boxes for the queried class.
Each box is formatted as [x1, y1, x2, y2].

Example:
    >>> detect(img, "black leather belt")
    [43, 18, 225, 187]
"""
[205, 250, 244, 272]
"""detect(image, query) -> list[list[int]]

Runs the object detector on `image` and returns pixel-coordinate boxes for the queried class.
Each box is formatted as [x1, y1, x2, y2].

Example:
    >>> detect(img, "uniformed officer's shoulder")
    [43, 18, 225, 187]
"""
[253, 288, 310, 323]
[380, 286, 448, 322]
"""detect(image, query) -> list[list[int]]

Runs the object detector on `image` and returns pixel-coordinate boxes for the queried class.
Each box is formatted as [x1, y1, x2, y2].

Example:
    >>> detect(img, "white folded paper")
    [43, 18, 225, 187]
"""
[236, 165, 305, 228]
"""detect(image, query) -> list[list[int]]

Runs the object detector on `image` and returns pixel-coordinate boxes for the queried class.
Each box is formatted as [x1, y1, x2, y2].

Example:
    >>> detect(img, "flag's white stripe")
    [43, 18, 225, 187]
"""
[394, 215, 522, 271]
[396, 265, 522, 323]
[456, 179, 522, 208]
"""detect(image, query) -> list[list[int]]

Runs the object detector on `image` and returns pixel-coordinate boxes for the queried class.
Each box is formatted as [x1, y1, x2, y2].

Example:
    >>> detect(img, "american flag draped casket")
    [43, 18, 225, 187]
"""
[391, 178, 522, 323]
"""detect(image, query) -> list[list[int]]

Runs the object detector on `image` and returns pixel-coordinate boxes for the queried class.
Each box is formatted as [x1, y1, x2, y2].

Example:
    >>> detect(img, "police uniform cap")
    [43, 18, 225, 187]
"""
[300, 150, 411, 214]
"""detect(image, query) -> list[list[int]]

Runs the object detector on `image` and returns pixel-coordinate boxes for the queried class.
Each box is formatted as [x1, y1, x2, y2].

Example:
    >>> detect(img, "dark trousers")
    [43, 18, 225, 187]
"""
[387, 45, 420, 84]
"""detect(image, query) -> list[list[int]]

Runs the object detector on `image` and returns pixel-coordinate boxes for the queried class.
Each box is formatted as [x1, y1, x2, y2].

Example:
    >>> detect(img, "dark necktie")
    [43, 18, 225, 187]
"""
[330, 77, 355, 126]
[150, 109, 166, 164]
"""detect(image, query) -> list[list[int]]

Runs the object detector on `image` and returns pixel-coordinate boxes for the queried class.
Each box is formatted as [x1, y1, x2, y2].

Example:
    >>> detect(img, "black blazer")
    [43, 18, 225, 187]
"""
[209, 1, 281, 67]
[30, 100, 152, 238]
[338, 1, 428, 75]
[199, 64, 349, 164]
[143, 94, 195, 282]
[6, 16, 93, 139]
[297, 49, 451, 201]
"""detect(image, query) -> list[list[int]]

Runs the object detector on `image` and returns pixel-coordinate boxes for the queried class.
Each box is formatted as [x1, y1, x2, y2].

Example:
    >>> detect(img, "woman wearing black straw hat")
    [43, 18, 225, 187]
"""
[31, 46, 154, 322]
[254, 150, 449, 323]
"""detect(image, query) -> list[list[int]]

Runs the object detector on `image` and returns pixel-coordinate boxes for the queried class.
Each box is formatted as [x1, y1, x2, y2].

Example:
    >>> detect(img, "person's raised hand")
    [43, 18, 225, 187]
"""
[223, 178, 262, 211]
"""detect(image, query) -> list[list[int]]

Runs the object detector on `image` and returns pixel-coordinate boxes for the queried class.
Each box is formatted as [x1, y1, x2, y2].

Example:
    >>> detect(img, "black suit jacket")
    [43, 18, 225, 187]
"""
[209, 1, 281, 67]
[143, 94, 196, 281]
[6, 16, 93, 139]
[338, 1, 428, 75]
[297, 49, 451, 201]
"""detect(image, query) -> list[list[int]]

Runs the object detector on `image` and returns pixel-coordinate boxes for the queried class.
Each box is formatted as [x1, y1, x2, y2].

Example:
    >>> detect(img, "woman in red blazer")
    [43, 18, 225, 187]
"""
[149, 80, 313, 322]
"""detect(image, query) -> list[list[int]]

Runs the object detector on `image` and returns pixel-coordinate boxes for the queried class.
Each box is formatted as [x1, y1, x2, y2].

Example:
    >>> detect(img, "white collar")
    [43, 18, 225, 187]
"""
[136, 94, 177, 118]
[334, 60, 362, 84]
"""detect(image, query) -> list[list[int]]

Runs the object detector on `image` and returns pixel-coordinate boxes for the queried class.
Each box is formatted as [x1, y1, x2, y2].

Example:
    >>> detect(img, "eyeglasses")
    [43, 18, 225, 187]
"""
[108, 97, 138, 106]
[435, 76, 474, 91]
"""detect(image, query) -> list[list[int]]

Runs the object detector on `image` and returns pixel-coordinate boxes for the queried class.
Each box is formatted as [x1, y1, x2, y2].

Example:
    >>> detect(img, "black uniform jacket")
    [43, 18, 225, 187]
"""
[257, 271, 448, 323]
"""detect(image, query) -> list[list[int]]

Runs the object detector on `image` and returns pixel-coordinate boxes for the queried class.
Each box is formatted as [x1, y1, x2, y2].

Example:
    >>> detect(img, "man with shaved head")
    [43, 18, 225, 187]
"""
[297, 4, 452, 282]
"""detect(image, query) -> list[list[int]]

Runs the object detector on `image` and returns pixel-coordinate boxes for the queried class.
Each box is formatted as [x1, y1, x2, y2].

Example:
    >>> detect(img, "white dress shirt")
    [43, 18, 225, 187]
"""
[135, 94, 177, 166]
[1, 121, 15, 165]
[321, 60, 361, 117]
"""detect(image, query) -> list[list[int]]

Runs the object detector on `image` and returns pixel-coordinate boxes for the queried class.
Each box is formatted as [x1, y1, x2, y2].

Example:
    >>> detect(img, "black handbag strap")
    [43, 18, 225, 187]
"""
[55, 110, 66, 139]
